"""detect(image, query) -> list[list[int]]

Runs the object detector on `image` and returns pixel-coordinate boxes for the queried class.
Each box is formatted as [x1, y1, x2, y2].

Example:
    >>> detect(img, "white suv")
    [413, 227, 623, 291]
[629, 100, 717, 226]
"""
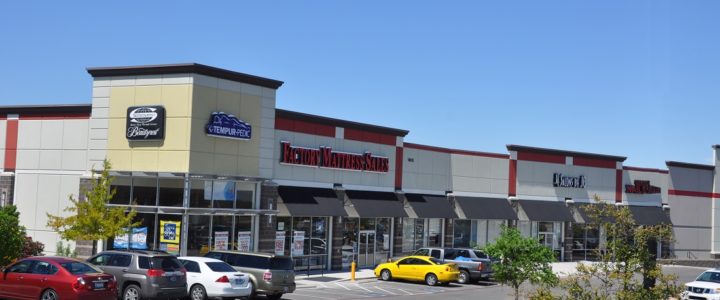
[682, 269, 720, 300]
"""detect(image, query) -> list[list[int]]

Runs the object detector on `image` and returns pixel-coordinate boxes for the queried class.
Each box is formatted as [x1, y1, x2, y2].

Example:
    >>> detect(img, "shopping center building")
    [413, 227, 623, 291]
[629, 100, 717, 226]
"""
[1, 63, 718, 270]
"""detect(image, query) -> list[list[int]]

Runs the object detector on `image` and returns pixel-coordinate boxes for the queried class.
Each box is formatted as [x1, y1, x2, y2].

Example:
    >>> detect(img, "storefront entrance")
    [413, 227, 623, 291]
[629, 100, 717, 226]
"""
[358, 230, 376, 267]
[341, 217, 392, 269]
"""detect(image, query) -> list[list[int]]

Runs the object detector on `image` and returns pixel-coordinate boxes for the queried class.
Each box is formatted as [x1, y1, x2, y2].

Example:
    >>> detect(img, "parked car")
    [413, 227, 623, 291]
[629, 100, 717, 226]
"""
[681, 269, 720, 300]
[87, 250, 187, 300]
[178, 256, 251, 300]
[411, 247, 493, 284]
[0, 256, 117, 300]
[204, 251, 295, 300]
[374, 255, 460, 286]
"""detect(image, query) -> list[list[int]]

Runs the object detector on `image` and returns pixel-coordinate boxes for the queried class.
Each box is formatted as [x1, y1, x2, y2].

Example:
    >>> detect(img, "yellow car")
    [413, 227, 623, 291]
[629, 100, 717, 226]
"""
[374, 256, 460, 286]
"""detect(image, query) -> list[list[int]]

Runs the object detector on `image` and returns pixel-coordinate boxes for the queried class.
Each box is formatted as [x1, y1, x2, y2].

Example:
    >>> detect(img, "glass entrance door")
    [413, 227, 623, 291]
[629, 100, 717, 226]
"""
[358, 230, 376, 267]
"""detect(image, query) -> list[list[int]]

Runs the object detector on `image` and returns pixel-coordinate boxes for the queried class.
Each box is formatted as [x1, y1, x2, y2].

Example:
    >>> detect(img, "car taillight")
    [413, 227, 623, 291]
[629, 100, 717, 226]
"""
[179, 268, 187, 276]
[72, 277, 93, 290]
[108, 277, 117, 290]
[477, 262, 484, 271]
[445, 267, 450, 272]
[147, 268, 165, 277]
[263, 272, 272, 281]
[216, 275, 230, 283]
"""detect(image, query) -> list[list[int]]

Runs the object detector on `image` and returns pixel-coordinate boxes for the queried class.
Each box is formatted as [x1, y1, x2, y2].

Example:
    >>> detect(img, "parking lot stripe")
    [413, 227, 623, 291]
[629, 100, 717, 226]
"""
[353, 283, 375, 293]
[397, 288, 413, 295]
[335, 282, 352, 290]
[374, 286, 397, 295]
[291, 291, 342, 300]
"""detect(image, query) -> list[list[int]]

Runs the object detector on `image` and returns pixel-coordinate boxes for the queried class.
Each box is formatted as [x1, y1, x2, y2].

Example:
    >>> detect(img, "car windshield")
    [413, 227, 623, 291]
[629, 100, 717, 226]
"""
[473, 250, 487, 259]
[60, 262, 102, 275]
[205, 262, 236, 272]
[429, 258, 443, 265]
[697, 271, 720, 283]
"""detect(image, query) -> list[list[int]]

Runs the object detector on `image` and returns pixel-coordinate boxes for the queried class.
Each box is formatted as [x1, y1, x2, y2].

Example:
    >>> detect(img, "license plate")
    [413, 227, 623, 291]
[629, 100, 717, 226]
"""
[94, 282, 104, 290]
[169, 276, 177, 282]
[234, 278, 243, 285]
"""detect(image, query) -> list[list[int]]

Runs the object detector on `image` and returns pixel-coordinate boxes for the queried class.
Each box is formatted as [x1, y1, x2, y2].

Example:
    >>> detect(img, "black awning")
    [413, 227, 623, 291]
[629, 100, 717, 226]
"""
[345, 190, 407, 218]
[454, 197, 518, 220]
[405, 194, 457, 219]
[574, 203, 616, 224]
[629, 206, 671, 226]
[518, 200, 574, 222]
[278, 186, 347, 217]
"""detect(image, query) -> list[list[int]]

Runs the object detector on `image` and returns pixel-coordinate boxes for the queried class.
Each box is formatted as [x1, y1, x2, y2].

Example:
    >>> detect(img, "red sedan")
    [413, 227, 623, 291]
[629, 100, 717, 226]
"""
[0, 256, 117, 300]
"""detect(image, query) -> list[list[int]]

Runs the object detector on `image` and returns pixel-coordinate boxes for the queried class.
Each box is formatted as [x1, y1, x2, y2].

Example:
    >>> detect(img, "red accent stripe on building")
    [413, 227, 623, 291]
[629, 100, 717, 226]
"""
[508, 159, 517, 196]
[4, 119, 18, 171]
[516, 151, 565, 164]
[622, 166, 669, 174]
[404, 143, 509, 159]
[19, 113, 90, 120]
[395, 147, 403, 189]
[574, 156, 617, 169]
[615, 169, 623, 202]
[275, 117, 335, 137]
[344, 128, 396, 146]
[668, 189, 720, 198]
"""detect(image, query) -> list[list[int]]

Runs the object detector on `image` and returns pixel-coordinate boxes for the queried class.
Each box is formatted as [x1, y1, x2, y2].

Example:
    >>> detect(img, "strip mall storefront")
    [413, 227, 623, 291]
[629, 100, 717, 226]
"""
[0, 63, 718, 271]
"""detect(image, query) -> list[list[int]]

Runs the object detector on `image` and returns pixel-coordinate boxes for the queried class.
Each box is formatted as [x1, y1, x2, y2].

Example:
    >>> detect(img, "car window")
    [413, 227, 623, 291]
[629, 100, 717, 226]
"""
[430, 249, 442, 259]
[138, 256, 150, 269]
[151, 256, 183, 271]
[205, 252, 224, 261]
[109, 254, 132, 267]
[88, 254, 112, 266]
[238, 254, 269, 269]
[30, 261, 58, 275]
[269, 257, 293, 270]
[7, 260, 34, 273]
[458, 250, 471, 257]
[697, 271, 720, 283]
[397, 258, 413, 265]
[429, 258, 443, 265]
[443, 249, 457, 259]
[473, 250, 488, 259]
[411, 258, 432, 265]
[60, 262, 102, 275]
[180, 260, 201, 273]
[413, 249, 429, 256]
[205, 262, 235, 272]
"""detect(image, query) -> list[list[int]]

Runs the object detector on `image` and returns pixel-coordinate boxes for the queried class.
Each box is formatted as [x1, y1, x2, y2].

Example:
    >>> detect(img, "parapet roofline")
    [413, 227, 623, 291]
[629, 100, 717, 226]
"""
[506, 144, 627, 162]
[276, 109, 409, 137]
[0, 104, 91, 115]
[665, 161, 715, 171]
[86, 63, 284, 90]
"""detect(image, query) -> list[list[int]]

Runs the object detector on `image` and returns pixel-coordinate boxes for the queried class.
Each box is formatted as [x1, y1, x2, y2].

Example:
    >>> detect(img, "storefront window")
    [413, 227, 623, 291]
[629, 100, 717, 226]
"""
[573, 225, 600, 260]
[107, 212, 156, 251]
[311, 217, 327, 255]
[157, 214, 182, 255]
[132, 177, 157, 206]
[277, 216, 292, 256]
[189, 180, 210, 208]
[293, 217, 311, 255]
[187, 215, 211, 256]
[158, 178, 184, 207]
[376, 218, 391, 252]
[211, 215, 233, 251]
[110, 176, 131, 205]
[427, 219, 442, 247]
[342, 218, 358, 268]
[212, 181, 236, 209]
[235, 182, 255, 209]
[235, 216, 253, 251]
[453, 220, 472, 248]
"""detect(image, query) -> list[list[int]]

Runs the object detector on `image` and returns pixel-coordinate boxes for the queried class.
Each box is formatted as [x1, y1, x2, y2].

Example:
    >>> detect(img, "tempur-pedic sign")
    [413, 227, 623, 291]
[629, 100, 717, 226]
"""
[280, 141, 389, 173]
[126, 106, 165, 140]
[553, 173, 586, 188]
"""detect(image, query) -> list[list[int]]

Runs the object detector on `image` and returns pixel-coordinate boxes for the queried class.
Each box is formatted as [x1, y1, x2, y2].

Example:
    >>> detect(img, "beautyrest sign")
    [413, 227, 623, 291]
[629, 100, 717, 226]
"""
[126, 106, 165, 140]
[280, 141, 390, 173]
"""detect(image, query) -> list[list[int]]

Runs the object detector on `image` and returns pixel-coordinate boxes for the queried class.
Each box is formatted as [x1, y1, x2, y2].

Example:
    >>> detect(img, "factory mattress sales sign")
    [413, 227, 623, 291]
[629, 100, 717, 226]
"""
[280, 141, 389, 173]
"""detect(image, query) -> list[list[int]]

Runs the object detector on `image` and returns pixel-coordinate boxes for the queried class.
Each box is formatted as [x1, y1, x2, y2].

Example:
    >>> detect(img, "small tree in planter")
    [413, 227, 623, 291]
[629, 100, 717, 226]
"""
[0, 205, 26, 266]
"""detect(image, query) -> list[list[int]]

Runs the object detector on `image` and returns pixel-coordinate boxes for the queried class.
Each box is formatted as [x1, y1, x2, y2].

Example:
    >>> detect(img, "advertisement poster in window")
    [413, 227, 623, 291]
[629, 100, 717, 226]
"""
[292, 231, 305, 256]
[113, 227, 148, 250]
[204, 181, 236, 201]
[237, 231, 252, 252]
[159, 243, 180, 255]
[160, 220, 181, 244]
[275, 231, 286, 255]
[214, 231, 229, 251]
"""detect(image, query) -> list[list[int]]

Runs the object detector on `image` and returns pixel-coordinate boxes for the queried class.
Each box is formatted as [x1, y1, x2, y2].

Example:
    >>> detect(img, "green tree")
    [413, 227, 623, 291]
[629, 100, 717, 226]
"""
[0, 205, 26, 266]
[559, 196, 681, 300]
[47, 159, 139, 255]
[484, 225, 558, 300]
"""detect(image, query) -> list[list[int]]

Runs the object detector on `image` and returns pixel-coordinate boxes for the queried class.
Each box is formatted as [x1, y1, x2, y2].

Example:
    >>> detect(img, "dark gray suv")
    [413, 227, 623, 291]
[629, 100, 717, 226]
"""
[88, 250, 187, 300]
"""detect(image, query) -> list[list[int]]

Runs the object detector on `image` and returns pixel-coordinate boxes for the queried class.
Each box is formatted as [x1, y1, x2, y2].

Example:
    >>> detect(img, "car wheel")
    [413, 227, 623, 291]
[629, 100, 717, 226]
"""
[246, 281, 256, 300]
[425, 273, 439, 286]
[380, 269, 392, 281]
[40, 289, 58, 300]
[457, 270, 470, 284]
[190, 284, 208, 300]
[266, 293, 283, 300]
[123, 284, 142, 300]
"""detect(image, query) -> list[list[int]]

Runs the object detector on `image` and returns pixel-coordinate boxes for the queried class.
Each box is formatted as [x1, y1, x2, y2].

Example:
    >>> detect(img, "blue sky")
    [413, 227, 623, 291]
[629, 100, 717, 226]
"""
[1, 1, 718, 168]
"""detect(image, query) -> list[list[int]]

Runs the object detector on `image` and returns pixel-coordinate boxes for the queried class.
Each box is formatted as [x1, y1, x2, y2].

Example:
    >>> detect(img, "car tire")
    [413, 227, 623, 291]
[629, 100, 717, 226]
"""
[266, 293, 283, 300]
[457, 270, 470, 284]
[380, 269, 392, 281]
[40, 289, 58, 300]
[245, 281, 256, 300]
[425, 273, 439, 286]
[123, 284, 143, 300]
[190, 284, 208, 300]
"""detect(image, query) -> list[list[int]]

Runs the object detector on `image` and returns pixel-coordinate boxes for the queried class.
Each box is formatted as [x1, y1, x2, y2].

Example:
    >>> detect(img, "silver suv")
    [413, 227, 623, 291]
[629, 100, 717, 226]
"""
[88, 250, 187, 300]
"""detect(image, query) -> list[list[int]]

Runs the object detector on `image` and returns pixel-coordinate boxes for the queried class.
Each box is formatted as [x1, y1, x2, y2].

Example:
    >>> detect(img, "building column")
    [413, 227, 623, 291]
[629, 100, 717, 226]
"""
[258, 182, 278, 253]
[564, 222, 573, 262]
[393, 218, 403, 255]
[444, 219, 454, 248]
[331, 216, 344, 270]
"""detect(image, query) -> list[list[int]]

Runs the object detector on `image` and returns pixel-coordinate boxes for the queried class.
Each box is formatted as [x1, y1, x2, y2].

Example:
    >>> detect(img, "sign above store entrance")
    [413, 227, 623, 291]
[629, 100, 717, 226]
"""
[553, 173, 586, 188]
[280, 141, 390, 173]
[126, 106, 165, 140]
[625, 180, 661, 194]
[206, 112, 252, 140]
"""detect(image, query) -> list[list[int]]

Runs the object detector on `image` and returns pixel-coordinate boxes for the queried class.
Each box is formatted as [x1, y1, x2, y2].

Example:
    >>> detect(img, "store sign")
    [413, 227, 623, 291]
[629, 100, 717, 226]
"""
[160, 220, 181, 244]
[214, 231, 229, 251]
[113, 227, 148, 250]
[280, 141, 390, 173]
[126, 106, 165, 140]
[625, 180, 661, 194]
[292, 231, 305, 256]
[237, 231, 252, 252]
[553, 173, 586, 188]
[206, 112, 252, 140]
[275, 232, 286, 255]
